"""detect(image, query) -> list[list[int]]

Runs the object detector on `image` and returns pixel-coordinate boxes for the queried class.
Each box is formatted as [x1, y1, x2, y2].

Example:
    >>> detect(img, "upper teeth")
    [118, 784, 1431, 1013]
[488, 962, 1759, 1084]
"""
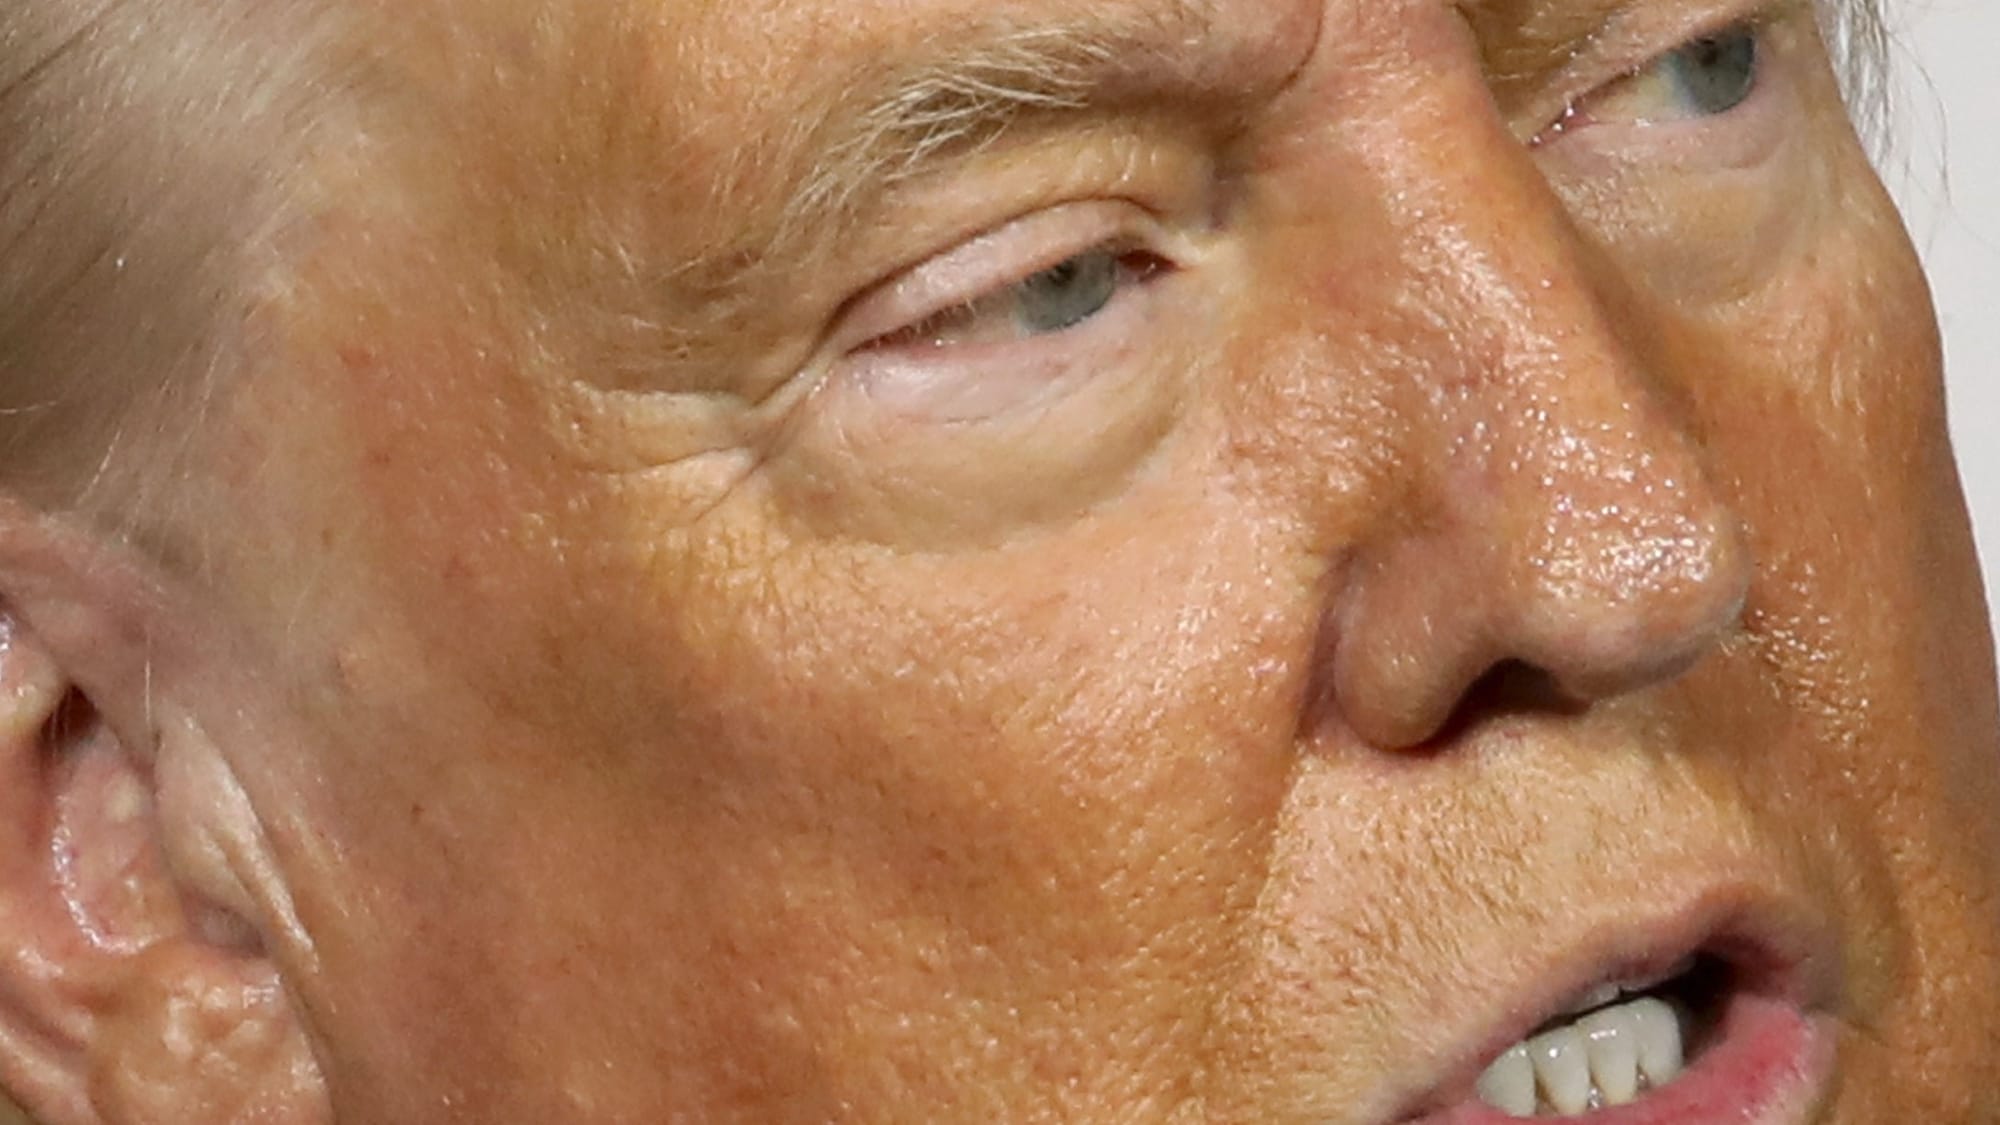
[1552, 959, 1692, 1021]
[1472, 994, 1685, 1117]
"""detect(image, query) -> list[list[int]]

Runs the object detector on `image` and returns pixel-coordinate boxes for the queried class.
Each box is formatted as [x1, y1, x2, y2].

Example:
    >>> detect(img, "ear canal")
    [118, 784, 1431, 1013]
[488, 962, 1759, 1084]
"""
[45, 689, 192, 954]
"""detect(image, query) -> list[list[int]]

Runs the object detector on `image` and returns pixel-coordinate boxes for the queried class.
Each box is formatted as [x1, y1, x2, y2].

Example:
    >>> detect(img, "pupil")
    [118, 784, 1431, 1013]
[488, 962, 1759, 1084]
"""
[1671, 29, 1758, 116]
[1015, 251, 1119, 335]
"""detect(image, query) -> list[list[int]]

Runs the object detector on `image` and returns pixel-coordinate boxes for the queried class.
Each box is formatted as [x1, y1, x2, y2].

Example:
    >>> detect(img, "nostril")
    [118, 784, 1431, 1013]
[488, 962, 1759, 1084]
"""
[1428, 659, 1586, 745]
[1309, 468, 1751, 753]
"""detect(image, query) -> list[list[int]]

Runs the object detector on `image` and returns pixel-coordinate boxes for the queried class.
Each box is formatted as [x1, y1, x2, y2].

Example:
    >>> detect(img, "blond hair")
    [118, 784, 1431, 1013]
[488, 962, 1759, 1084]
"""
[0, 0, 355, 523]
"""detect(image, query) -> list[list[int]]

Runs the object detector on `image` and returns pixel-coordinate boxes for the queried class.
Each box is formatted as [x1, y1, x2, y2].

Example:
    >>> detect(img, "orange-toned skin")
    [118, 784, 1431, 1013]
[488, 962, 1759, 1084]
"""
[2, 0, 1996, 1121]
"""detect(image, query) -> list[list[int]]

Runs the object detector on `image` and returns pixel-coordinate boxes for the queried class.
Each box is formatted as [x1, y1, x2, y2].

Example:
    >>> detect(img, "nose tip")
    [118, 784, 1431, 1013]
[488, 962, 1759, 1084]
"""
[1320, 428, 1754, 752]
[1505, 497, 1751, 702]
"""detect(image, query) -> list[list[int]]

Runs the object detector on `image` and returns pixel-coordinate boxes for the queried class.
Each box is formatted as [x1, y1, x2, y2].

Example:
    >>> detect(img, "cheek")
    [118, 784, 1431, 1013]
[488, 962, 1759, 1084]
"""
[1678, 190, 1939, 739]
[283, 378, 1328, 1109]
[1683, 168, 2000, 1046]
[1545, 166, 1810, 306]
[438, 470, 1325, 1105]
[646, 483, 1309, 925]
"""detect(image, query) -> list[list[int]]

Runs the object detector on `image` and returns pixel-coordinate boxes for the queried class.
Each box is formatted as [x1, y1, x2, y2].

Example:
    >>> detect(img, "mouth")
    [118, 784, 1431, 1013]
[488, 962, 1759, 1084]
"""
[1401, 921, 1836, 1124]
[1469, 952, 1717, 1114]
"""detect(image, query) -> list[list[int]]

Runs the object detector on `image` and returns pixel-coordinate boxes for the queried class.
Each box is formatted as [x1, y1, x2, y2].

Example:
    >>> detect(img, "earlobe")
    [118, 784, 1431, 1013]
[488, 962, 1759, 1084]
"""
[0, 605, 328, 1125]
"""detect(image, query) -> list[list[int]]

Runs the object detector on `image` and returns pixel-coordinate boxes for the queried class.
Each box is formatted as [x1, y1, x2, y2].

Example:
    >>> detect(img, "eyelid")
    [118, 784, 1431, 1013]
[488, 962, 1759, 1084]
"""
[832, 201, 1181, 353]
[1524, 0, 1804, 141]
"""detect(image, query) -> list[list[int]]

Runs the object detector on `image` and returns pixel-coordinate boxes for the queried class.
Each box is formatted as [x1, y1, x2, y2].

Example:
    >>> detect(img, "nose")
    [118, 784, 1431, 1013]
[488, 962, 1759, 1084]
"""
[1312, 118, 1752, 752]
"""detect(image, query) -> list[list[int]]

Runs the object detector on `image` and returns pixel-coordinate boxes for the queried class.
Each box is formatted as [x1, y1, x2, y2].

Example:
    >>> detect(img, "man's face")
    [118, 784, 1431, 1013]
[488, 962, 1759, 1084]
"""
[178, 0, 2000, 1117]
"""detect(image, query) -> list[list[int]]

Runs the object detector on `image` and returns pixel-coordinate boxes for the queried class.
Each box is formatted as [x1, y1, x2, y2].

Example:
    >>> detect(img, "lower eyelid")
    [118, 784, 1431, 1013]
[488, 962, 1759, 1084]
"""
[836, 270, 1161, 424]
[1535, 29, 1791, 161]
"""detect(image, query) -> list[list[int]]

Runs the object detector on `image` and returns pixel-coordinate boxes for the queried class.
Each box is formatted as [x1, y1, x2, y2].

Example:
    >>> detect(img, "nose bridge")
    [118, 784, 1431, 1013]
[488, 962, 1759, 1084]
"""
[1443, 152, 1743, 610]
[1313, 95, 1752, 749]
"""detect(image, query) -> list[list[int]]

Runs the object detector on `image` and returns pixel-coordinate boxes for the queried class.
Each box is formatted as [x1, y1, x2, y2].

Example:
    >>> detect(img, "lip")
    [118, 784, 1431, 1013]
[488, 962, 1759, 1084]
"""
[1388, 887, 1840, 1124]
[1406, 994, 1834, 1125]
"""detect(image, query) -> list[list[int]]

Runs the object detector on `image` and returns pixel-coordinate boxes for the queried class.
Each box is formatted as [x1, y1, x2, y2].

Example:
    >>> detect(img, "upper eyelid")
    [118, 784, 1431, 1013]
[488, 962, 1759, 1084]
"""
[831, 201, 1174, 351]
[1529, 0, 1800, 126]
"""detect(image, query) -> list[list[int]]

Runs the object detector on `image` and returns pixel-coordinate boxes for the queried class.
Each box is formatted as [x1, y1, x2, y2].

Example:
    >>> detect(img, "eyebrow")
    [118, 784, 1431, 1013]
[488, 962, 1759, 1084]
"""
[783, 18, 1192, 230]
[673, 4, 1252, 296]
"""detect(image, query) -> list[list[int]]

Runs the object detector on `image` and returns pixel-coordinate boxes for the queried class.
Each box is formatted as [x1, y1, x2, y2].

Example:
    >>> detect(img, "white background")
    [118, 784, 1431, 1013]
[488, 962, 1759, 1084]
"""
[1887, 0, 2000, 664]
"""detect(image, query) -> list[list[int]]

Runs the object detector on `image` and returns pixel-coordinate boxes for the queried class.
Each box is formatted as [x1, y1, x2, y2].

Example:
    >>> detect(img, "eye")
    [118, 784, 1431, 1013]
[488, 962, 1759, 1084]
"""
[863, 244, 1167, 353]
[1665, 29, 1759, 116]
[1541, 24, 1765, 141]
[820, 200, 1193, 429]
[1016, 251, 1125, 335]
[775, 200, 1201, 543]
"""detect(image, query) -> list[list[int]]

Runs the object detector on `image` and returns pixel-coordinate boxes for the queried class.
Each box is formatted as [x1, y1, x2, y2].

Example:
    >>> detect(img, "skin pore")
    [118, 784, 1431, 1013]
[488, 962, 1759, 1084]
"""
[0, 0, 1996, 1121]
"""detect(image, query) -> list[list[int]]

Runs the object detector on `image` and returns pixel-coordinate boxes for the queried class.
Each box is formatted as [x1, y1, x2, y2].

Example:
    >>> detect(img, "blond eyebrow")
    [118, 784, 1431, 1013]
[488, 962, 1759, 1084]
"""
[780, 23, 1145, 234]
[677, 6, 1230, 295]
[767, 0, 1885, 244]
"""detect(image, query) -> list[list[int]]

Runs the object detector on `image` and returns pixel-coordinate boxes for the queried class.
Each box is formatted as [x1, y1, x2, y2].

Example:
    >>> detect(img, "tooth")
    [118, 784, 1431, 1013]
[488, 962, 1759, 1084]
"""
[1475, 1043, 1536, 1117]
[1630, 996, 1685, 1088]
[1578, 1005, 1641, 1106]
[1528, 1025, 1592, 1116]
[1561, 981, 1623, 1017]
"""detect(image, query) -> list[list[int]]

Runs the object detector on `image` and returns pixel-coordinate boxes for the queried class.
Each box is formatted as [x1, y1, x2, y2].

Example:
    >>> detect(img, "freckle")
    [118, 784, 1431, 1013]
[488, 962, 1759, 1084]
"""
[328, 645, 370, 694]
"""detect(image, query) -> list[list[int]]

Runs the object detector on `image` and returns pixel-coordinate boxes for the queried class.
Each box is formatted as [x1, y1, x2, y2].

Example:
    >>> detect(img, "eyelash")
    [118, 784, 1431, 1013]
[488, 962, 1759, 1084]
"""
[832, 198, 1193, 375]
[813, 200, 1195, 423]
[1538, 20, 1773, 144]
[859, 246, 1170, 354]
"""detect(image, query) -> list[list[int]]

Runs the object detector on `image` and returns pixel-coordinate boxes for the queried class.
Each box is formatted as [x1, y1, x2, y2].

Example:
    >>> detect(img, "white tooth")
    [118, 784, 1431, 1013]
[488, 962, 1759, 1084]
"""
[1578, 1005, 1641, 1106]
[1475, 1043, 1536, 1118]
[1630, 996, 1685, 1088]
[1562, 981, 1623, 1017]
[1528, 1025, 1592, 1117]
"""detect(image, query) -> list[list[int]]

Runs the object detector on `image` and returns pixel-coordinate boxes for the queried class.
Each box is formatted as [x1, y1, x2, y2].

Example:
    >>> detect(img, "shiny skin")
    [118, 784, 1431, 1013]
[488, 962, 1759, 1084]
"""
[93, 0, 2000, 1119]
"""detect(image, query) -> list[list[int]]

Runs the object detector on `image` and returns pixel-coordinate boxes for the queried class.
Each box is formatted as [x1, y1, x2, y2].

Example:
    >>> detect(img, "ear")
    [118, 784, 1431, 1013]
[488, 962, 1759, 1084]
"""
[0, 512, 329, 1125]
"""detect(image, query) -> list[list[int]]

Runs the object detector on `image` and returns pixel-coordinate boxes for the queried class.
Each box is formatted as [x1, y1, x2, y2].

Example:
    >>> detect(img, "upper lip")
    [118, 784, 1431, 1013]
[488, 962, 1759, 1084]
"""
[1388, 881, 1839, 1121]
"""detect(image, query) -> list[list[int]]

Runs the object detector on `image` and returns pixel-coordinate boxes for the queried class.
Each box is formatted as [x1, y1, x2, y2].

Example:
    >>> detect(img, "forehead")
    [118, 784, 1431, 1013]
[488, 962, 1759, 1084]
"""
[369, 0, 1848, 231]
[357, 0, 1689, 323]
